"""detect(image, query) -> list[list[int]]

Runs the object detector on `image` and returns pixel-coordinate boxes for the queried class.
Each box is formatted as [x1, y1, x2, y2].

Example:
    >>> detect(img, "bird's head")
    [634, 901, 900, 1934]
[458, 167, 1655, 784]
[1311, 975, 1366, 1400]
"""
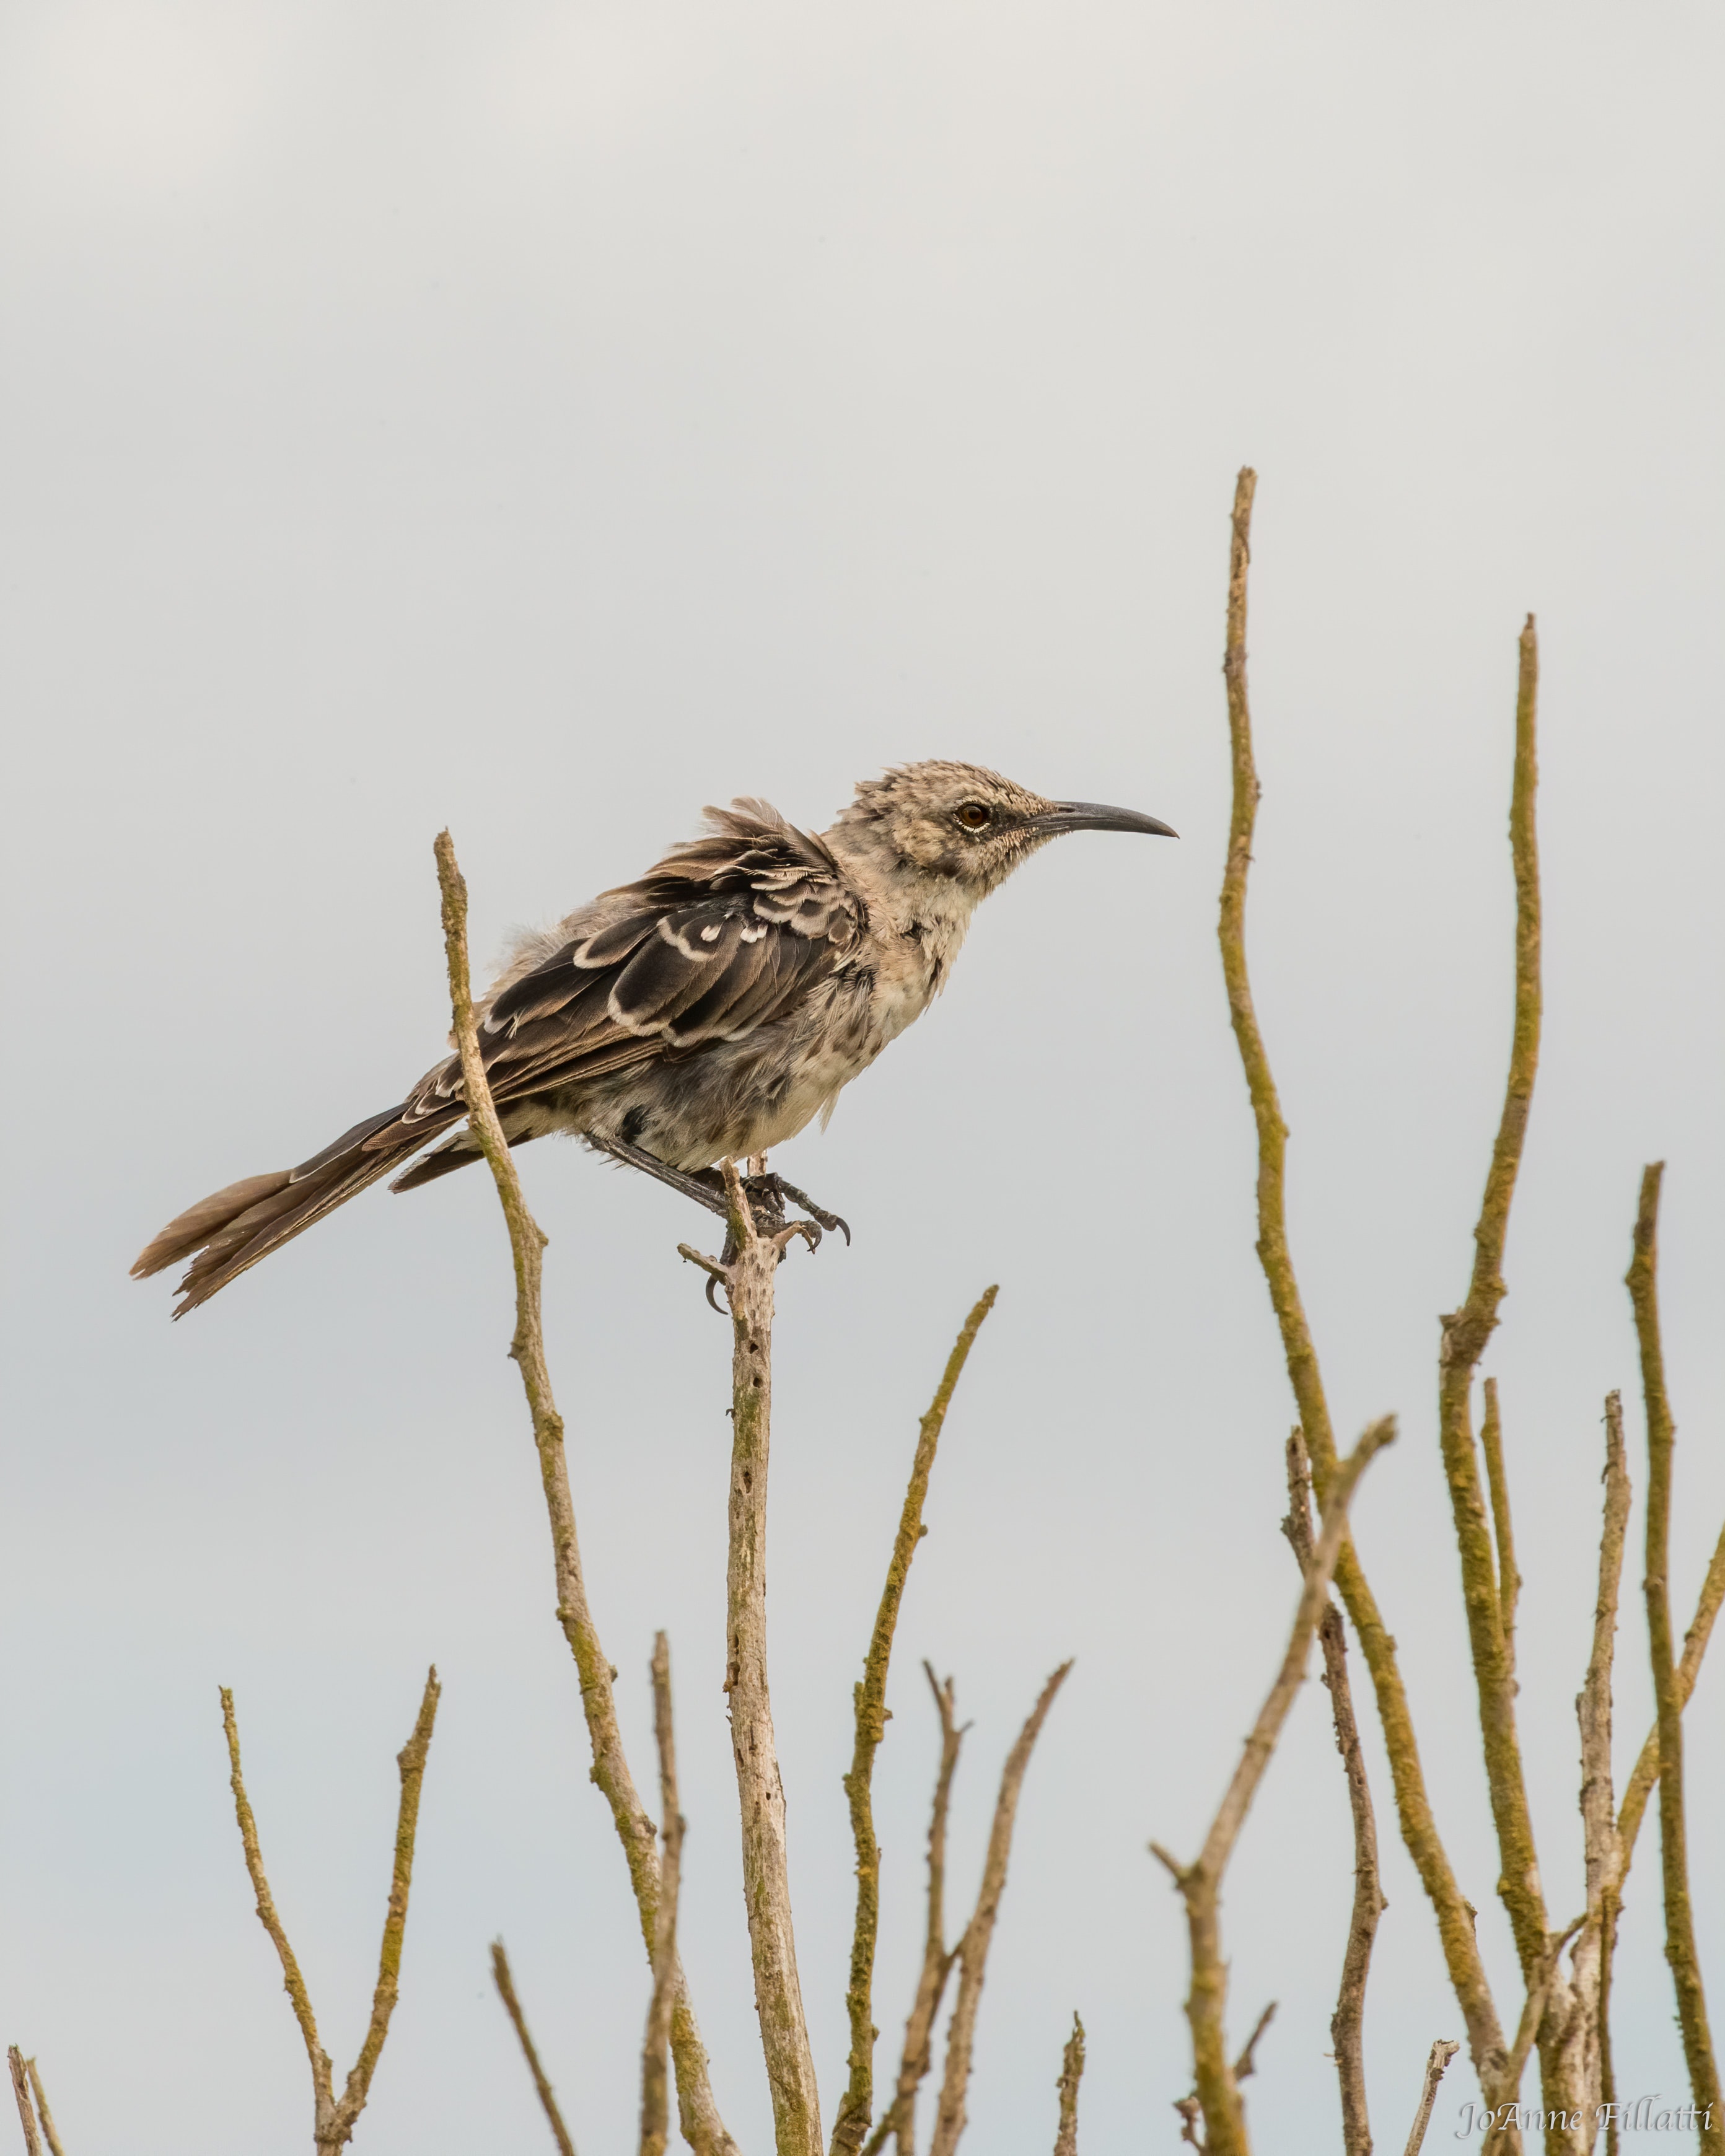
[833, 760, 1175, 900]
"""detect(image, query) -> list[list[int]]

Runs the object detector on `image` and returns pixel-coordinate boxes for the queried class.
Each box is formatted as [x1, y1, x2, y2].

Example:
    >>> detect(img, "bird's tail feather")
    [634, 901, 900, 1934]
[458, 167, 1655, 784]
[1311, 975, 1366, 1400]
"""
[133, 1102, 430, 1317]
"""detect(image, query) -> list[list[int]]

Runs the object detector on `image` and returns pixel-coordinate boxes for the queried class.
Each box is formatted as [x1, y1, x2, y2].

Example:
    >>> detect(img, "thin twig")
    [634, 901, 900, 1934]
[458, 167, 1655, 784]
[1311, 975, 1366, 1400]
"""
[1400, 2041, 1459, 2156]
[220, 1687, 334, 2123]
[1627, 1165, 1723, 2149]
[1481, 1920, 1584, 2156]
[22, 2062, 63, 2156]
[1052, 2015, 1085, 2156]
[1434, 616, 1550, 2024]
[1568, 1393, 1630, 2145]
[1478, 1380, 1521, 1673]
[434, 831, 736, 2156]
[642, 1634, 685, 2156]
[862, 1667, 966, 2156]
[1232, 2003, 1276, 2085]
[1214, 467, 1506, 2084]
[1152, 1418, 1395, 2156]
[1613, 1512, 1725, 1874]
[491, 1943, 577, 2156]
[1284, 1431, 1383, 2156]
[7, 2052, 42, 2156]
[833, 1289, 998, 2156]
[691, 1161, 822, 2156]
[928, 1662, 1073, 2156]
[222, 1668, 442, 2152]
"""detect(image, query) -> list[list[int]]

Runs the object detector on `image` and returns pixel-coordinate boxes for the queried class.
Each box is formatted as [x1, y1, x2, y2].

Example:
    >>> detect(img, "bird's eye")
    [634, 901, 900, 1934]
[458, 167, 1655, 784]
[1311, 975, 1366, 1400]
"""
[955, 802, 993, 831]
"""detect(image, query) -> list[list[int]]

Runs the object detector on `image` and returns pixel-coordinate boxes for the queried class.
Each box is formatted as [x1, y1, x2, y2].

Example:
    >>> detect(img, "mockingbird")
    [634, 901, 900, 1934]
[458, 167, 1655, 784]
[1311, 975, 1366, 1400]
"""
[134, 760, 1174, 1314]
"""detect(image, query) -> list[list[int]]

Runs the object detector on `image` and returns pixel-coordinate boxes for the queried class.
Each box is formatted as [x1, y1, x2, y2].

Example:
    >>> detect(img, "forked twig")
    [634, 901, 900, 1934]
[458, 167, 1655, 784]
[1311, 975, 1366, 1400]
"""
[833, 1290, 998, 2156]
[1481, 1920, 1585, 2156]
[1215, 467, 1506, 2082]
[221, 1668, 441, 2153]
[1434, 616, 1552, 2024]
[490, 1942, 577, 2156]
[1051, 2015, 1085, 2156]
[862, 1668, 967, 2156]
[1401, 2041, 1459, 2156]
[1627, 1166, 1723, 2146]
[434, 832, 735, 2156]
[928, 1662, 1073, 2156]
[1284, 1432, 1382, 2156]
[641, 1633, 685, 2156]
[1153, 1418, 1395, 2156]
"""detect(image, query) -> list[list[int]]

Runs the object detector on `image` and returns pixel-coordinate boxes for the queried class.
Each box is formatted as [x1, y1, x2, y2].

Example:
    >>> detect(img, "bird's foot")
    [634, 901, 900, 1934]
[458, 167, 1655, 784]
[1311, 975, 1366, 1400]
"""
[678, 1160, 831, 1313]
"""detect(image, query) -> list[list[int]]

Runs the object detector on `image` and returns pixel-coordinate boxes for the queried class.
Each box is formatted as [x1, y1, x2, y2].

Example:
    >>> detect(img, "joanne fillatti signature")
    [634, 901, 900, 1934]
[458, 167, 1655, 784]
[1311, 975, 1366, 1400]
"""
[1455, 2099, 1716, 2137]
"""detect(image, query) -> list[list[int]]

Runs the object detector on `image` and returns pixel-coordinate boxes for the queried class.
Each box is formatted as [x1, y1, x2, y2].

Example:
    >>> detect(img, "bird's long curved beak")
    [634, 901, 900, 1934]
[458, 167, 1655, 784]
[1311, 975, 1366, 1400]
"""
[1027, 801, 1179, 839]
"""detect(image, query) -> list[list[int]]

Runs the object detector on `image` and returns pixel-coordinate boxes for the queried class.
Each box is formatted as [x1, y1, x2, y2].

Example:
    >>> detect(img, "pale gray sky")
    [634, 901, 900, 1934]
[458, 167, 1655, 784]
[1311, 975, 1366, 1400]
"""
[2, 4, 1722, 2150]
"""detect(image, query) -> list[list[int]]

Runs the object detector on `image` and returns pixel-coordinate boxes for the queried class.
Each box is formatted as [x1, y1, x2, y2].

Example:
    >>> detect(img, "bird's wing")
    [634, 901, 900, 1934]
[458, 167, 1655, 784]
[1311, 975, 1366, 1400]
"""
[366, 802, 866, 1150]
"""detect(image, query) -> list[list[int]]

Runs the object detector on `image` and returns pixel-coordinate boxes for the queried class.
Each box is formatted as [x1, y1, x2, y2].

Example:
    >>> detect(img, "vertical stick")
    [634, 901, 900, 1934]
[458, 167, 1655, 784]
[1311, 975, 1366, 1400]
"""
[642, 1634, 685, 2156]
[7, 2051, 42, 2156]
[719, 1164, 823, 2156]
[1628, 1165, 1723, 2150]
[491, 1943, 578, 2156]
[1052, 2016, 1086, 2156]
[1284, 1432, 1384, 2156]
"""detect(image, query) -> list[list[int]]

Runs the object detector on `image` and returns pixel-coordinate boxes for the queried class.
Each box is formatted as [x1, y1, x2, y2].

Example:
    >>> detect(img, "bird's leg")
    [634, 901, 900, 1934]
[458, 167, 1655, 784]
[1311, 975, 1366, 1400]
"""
[584, 1133, 730, 1219]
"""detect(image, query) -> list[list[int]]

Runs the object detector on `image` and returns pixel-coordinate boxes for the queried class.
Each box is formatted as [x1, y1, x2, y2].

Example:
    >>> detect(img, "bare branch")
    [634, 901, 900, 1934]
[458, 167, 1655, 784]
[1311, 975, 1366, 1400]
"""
[220, 1686, 335, 2123]
[222, 1670, 441, 2152]
[1478, 1380, 1521, 1670]
[1284, 1431, 1383, 2156]
[1615, 1512, 1725, 1877]
[490, 1942, 577, 2156]
[833, 1289, 998, 2156]
[1481, 1920, 1584, 2156]
[695, 1161, 823, 2156]
[7, 2051, 42, 2156]
[1434, 616, 1551, 2022]
[1232, 2003, 1276, 2085]
[1565, 1393, 1631, 2138]
[928, 1661, 1073, 2156]
[1052, 2015, 1085, 2156]
[862, 1667, 965, 2156]
[1400, 2041, 1459, 2156]
[1155, 1417, 1394, 2156]
[642, 1634, 685, 2156]
[1627, 1165, 1723, 2146]
[22, 2062, 63, 2156]
[434, 831, 735, 2156]
[1214, 467, 1506, 2082]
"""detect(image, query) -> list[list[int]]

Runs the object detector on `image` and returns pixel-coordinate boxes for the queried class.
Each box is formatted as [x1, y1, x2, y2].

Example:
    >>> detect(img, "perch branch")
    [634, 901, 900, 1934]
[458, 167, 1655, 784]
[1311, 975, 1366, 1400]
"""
[833, 1289, 998, 2156]
[928, 1662, 1073, 2156]
[1434, 616, 1550, 2010]
[1153, 1418, 1394, 2156]
[1052, 2015, 1085, 2156]
[1215, 467, 1506, 2082]
[642, 1633, 685, 2156]
[685, 1161, 823, 2156]
[1627, 1165, 1723, 2147]
[1284, 1431, 1384, 2156]
[22, 2062, 63, 2156]
[434, 831, 735, 2156]
[862, 1667, 966, 2156]
[490, 1943, 577, 2156]
[222, 1668, 441, 2153]
[7, 2053, 41, 2156]
[1401, 2041, 1460, 2156]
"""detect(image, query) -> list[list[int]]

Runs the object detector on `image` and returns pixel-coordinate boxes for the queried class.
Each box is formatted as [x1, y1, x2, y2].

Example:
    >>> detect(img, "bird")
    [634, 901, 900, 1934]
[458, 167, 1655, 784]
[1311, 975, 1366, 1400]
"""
[133, 760, 1175, 1315]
